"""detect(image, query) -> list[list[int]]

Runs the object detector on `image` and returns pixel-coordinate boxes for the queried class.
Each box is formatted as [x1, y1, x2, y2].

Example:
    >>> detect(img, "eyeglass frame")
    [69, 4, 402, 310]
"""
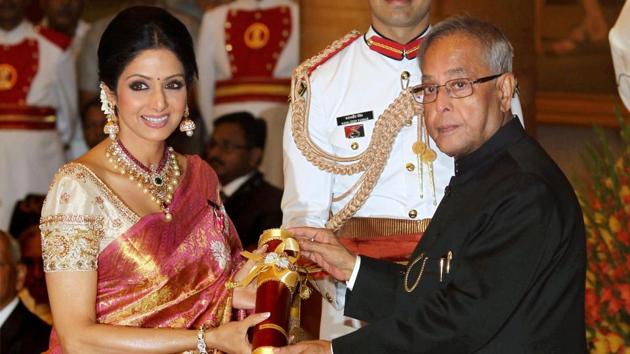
[410, 73, 505, 104]
[207, 139, 252, 152]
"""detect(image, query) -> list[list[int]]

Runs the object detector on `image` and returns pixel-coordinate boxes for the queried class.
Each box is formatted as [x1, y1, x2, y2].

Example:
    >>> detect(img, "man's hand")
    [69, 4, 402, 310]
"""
[289, 227, 356, 282]
[273, 340, 332, 354]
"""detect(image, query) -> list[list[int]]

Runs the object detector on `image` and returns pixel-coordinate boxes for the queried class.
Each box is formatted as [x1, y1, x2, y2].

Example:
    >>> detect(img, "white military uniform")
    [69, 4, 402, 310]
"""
[282, 26, 524, 339]
[69, 20, 90, 60]
[42, 19, 92, 160]
[40, 18, 90, 60]
[197, 0, 299, 188]
[0, 20, 78, 230]
[610, 0, 630, 110]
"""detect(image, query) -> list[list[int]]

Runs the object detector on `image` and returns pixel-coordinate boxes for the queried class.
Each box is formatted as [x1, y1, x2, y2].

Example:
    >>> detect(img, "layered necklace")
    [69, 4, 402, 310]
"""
[106, 139, 180, 221]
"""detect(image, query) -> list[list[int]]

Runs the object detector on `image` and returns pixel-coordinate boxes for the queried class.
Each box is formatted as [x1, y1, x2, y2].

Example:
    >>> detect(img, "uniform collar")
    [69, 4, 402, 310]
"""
[454, 117, 525, 178]
[364, 25, 429, 61]
[0, 20, 31, 44]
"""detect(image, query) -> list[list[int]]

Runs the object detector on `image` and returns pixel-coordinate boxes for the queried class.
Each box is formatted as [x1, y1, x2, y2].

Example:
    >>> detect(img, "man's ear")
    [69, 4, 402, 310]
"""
[15, 263, 26, 292]
[249, 147, 263, 168]
[497, 73, 516, 113]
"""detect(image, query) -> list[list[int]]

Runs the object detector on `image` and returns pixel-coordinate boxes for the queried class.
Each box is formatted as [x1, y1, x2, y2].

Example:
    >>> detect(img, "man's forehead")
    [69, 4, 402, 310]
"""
[422, 67, 469, 81]
[420, 33, 486, 75]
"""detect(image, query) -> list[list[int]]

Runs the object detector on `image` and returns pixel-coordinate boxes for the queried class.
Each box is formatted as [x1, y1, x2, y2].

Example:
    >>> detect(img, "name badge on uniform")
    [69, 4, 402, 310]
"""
[336, 111, 374, 126]
[344, 124, 365, 139]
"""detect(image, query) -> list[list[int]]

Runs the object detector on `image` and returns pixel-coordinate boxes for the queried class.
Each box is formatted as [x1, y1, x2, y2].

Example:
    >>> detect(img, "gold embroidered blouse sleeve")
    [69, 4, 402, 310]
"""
[40, 163, 138, 272]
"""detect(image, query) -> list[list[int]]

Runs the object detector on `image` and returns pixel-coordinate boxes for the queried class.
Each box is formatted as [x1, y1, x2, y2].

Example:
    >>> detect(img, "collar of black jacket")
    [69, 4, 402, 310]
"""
[453, 116, 525, 180]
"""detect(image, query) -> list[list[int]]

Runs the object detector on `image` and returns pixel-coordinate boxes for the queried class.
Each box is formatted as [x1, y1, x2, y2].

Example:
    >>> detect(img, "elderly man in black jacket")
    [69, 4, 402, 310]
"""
[0, 230, 51, 354]
[275, 16, 586, 354]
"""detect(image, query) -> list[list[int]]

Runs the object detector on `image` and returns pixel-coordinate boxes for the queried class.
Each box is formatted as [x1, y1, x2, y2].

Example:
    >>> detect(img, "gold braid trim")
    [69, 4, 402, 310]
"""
[289, 31, 423, 231]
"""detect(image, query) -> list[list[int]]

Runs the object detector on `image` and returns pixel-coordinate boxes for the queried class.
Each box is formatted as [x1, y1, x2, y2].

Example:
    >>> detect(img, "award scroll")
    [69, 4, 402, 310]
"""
[236, 229, 314, 354]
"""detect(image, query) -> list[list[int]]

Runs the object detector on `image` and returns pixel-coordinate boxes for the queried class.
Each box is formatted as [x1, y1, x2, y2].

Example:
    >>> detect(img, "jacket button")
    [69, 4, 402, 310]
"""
[351, 142, 359, 150]
[408, 209, 417, 218]
[406, 163, 415, 171]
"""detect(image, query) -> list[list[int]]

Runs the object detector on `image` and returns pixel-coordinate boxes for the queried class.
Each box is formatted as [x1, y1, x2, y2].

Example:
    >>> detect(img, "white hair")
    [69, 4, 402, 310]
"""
[419, 16, 513, 73]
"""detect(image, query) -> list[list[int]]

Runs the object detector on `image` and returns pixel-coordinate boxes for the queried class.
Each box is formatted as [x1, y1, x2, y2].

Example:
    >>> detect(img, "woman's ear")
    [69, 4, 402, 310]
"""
[101, 83, 118, 108]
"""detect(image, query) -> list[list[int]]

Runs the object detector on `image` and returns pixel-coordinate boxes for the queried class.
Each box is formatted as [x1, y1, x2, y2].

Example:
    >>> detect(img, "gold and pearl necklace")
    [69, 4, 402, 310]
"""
[106, 139, 180, 221]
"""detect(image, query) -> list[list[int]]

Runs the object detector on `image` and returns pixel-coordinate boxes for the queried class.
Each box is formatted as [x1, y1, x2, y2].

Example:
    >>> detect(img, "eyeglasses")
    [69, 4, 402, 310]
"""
[411, 73, 504, 104]
[207, 139, 250, 152]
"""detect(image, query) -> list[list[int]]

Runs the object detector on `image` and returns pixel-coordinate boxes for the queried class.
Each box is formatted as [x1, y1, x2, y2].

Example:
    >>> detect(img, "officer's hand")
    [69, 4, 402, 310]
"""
[273, 340, 332, 354]
[288, 227, 356, 281]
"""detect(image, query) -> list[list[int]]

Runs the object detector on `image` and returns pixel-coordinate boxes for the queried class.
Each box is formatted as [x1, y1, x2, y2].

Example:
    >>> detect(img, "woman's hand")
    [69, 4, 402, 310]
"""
[232, 244, 267, 309]
[206, 312, 270, 354]
[232, 282, 256, 309]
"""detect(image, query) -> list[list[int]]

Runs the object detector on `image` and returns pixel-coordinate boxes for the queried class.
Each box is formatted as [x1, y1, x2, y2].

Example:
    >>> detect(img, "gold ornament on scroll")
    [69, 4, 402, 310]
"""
[231, 229, 320, 353]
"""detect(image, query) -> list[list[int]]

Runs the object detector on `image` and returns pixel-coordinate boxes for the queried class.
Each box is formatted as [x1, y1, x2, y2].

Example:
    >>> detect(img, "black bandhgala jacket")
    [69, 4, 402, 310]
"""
[333, 118, 587, 354]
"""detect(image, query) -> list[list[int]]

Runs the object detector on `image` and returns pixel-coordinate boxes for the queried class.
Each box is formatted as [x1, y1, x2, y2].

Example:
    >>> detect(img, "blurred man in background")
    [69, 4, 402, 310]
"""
[0, 230, 51, 354]
[206, 112, 283, 250]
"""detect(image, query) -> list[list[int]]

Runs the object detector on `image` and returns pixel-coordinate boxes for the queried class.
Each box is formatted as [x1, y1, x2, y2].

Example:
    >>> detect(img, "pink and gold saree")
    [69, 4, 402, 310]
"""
[40, 155, 242, 353]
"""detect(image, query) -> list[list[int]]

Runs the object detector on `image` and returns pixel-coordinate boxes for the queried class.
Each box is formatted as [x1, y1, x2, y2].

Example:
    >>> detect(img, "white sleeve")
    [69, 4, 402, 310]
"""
[55, 51, 79, 146]
[281, 90, 335, 228]
[196, 10, 218, 133]
[77, 23, 101, 93]
[511, 94, 524, 128]
[346, 256, 361, 291]
[610, 0, 630, 110]
[288, 3, 300, 69]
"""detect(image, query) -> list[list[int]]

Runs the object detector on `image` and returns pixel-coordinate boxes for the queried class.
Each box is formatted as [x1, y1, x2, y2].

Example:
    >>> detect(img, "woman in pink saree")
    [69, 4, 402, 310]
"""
[39, 6, 268, 354]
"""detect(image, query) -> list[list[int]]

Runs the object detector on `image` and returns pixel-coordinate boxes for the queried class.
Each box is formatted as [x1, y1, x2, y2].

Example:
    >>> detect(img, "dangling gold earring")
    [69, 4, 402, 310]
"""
[179, 106, 195, 137]
[100, 82, 118, 140]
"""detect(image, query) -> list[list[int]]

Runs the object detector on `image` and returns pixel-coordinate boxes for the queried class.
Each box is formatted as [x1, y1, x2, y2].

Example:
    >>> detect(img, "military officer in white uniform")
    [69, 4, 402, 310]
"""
[0, 1, 78, 230]
[197, 0, 299, 188]
[282, 0, 524, 340]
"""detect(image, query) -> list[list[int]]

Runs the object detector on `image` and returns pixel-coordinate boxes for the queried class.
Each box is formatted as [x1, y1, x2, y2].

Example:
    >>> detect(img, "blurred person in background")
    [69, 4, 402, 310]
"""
[39, 0, 88, 59]
[0, 0, 78, 231]
[197, 0, 300, 188]
[206, 111, 282, 250]
[18, 225, 51, 324]
[0, 230, 51, 354]
[39, 0, 92, 159]
[79, 97, 108, 149]
[8, 193, 45, 240]
[8, 194, 51, 324]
